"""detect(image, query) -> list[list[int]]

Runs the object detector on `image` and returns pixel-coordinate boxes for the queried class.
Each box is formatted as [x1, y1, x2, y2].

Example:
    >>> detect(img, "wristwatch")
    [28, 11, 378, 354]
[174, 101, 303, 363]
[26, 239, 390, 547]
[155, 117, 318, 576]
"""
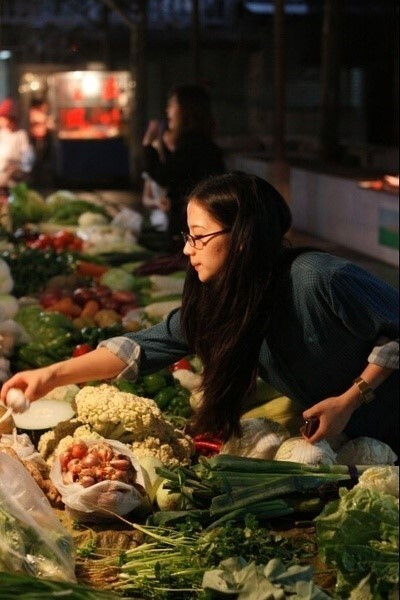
[353, 377, 375, 405]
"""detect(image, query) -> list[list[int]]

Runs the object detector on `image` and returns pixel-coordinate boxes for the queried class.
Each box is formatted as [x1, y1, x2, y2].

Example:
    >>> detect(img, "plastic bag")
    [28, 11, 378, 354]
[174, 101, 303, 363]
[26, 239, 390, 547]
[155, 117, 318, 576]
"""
[141, 172, 167, 209]
[111, 207, 143, 235]
[0, 452, 76, 582]
[50, 438, 147, 522]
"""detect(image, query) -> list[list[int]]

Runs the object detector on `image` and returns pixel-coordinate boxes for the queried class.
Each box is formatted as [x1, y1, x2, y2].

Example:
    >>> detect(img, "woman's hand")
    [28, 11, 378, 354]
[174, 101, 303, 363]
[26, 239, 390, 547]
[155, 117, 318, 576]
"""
[142, 120, 161, 146]
[0, 365, 56, 405]
[302, 394, 359, 444]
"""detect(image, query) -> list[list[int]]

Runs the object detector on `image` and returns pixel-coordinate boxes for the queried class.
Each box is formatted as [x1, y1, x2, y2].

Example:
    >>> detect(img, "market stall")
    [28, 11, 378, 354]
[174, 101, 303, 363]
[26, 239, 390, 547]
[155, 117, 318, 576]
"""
[290, 166, 399, 267]
[0, 183, 398, 599]
[48, 71, 132, 187]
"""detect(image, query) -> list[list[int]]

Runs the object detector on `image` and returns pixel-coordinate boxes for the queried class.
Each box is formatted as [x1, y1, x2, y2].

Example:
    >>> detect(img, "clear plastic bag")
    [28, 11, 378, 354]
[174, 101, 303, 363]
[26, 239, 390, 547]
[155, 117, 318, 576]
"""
[0, 452, 76, 582]
[50, 438, 147, 522]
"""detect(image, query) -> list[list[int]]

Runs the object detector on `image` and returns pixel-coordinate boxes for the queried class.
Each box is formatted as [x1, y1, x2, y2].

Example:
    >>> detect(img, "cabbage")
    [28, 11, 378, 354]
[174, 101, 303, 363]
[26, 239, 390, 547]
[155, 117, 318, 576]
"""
[274, 436, 337, 464]
[100, 268, 136, 291]
[8, 184, 48, 227]
[336, 436, 397, 465]
[0, 295, 19, 320]
[220, 418, 290, 460]
[78, 212, 108, 227]
[45, 190, 77, 211]
[355, 466, 399, 498]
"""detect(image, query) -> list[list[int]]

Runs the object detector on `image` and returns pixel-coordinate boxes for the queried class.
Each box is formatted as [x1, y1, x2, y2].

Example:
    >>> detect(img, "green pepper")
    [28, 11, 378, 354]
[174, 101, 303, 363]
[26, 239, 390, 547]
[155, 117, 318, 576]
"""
[153, 386, 178, 410]
[142, 373, 167, 395]
[114, 379, 145, 396]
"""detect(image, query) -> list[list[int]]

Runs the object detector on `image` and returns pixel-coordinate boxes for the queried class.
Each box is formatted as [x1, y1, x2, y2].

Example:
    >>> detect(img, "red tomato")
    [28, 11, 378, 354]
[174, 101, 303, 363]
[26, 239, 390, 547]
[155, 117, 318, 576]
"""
[169, 358, 193, 372]
[72, 344, 93, 357]
[54, 230, 76, 245]
[28, 234, 52, 249]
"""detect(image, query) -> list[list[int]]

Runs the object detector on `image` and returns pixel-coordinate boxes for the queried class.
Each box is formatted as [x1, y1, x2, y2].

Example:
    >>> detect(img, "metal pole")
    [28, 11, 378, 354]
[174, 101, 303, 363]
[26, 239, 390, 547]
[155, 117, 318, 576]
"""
[320, 0, 342, 162]
[274, 0, 285, 161]
[191, 0, 200, 82]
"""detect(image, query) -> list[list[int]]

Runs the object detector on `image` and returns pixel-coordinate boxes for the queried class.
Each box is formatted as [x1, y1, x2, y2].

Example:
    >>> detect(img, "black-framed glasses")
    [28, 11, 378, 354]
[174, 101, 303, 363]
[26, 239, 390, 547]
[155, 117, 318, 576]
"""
[181, 229, 230, 249]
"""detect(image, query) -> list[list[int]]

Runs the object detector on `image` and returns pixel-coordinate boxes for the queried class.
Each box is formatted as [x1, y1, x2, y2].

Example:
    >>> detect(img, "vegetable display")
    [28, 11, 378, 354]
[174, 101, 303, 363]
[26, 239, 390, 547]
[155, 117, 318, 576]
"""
[0, 182, 397, 598]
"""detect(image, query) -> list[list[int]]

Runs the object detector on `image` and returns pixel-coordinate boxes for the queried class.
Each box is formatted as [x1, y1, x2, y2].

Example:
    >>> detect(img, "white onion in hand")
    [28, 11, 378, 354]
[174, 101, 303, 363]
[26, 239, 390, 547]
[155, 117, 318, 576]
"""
[0, 387, 30, 425]
[6, 388, 30, 413]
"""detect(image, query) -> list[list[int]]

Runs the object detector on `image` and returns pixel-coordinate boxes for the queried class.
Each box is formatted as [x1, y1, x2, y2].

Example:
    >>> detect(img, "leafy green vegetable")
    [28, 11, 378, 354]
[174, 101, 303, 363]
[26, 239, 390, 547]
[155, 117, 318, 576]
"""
[315, 487, 399, 597]
[100, 267, 137, 291]
[47, 199, 109, 225]
[8, 184, 48, 228]
[0, 572, 120, 599]
[82, 517, 309, 599]
[13, 306, 79, 367]
[202, 557, 331, 599]
[1, 247, 76, 296]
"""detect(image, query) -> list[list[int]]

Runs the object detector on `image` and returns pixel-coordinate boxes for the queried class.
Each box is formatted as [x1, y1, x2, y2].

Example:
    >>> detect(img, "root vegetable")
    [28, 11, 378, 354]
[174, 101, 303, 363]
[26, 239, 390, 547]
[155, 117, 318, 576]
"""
[71, 442, 88, 459]
[109, 458, 130, 470]
[80, 475, 96, 488]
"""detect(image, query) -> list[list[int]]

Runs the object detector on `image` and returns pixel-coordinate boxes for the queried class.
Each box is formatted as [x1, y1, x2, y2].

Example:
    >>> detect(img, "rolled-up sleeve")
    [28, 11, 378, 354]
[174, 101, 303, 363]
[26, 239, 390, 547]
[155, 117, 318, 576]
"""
[368, 336, 399, 369]
[98, 308, 191, 380]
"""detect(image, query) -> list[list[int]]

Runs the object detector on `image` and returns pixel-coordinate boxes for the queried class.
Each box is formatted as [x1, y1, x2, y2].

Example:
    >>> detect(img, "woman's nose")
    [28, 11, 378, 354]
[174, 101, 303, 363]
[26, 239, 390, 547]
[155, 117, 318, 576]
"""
[183, 241, 194, 256]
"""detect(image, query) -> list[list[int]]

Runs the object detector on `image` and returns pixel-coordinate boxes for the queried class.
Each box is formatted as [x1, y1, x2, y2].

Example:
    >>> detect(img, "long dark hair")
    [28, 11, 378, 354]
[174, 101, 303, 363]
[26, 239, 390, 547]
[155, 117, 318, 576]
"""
[181, 172, 292, 440]
[169, 84, 216, 140]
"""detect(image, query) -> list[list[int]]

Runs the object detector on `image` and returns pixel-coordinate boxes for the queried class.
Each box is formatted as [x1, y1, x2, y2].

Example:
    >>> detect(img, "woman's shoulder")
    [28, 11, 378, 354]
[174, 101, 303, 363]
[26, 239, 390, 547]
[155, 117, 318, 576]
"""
[288, 251, 352, 288]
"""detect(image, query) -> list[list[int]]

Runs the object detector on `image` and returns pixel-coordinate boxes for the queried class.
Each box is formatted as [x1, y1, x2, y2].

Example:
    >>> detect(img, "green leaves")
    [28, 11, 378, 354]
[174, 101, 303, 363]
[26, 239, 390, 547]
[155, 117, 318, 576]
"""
[202, 557, 331, 599]
[315, 487, 399, 597]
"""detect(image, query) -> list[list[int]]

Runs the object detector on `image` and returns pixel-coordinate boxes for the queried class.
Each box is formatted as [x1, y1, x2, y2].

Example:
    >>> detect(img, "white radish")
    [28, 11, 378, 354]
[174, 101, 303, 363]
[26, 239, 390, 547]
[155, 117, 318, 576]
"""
[0, 388, 30, 425]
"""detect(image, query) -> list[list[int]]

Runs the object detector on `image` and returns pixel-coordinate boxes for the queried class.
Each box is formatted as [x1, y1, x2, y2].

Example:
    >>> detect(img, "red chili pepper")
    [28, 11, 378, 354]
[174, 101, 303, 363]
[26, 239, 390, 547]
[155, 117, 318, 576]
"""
[169, 358, 193, 372]
[194, 440, 222, 456]
[193, 433, 223, 445]
[72, 344, 93, 357]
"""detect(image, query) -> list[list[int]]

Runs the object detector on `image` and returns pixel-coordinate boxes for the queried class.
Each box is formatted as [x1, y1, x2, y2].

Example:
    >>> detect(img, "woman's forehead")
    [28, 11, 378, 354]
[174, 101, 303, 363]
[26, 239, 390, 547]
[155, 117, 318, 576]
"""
[187, 199, 217, 228]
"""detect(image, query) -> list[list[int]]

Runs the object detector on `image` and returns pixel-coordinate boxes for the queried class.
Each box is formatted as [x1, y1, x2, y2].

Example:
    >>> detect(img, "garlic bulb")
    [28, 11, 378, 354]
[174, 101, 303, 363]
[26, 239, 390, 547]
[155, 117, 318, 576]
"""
[220, 418, 290, 460]
[274, 436, 337, 465]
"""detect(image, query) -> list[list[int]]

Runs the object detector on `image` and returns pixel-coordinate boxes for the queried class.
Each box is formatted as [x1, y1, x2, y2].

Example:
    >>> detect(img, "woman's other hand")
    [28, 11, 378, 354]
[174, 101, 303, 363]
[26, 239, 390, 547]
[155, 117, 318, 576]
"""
[158, 196, 171, 212]
[302, 393, 359, 444]
[143, 120, 161, 146]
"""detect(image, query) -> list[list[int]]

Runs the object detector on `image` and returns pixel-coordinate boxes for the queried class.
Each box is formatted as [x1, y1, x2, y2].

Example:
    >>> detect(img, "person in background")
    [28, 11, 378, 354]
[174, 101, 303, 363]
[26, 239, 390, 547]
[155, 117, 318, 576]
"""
[142, 84, 225, 252]
[29, 98, 54, 186]
[0, 98, 35, 189]
[1, 172, 398, 454]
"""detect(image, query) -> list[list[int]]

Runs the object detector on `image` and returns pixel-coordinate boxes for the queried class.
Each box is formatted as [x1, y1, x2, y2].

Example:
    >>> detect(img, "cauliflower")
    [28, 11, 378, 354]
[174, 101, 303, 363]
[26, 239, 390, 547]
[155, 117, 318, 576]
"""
[69, 384, 195, 466]
[336, 436, 397, 465]
[54, 425, 103, 459]
[38, 418, 83, 460]
[74, 384, 176, 443]
[355, 466, 399, 498]
[131, 432, 194, 467]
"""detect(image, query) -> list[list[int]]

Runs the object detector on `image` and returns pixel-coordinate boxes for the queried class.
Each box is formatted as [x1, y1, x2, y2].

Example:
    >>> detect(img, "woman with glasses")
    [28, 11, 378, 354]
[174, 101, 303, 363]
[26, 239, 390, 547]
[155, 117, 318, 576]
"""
[2, 173, 398, 453]
[142, 84, 225, 251]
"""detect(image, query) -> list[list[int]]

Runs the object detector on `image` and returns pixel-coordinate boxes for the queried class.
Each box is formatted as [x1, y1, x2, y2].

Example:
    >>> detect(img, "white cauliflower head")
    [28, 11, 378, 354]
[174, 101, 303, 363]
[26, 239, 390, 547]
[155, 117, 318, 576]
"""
[131, 430, 194, 467]
[74, 384, 175, 443]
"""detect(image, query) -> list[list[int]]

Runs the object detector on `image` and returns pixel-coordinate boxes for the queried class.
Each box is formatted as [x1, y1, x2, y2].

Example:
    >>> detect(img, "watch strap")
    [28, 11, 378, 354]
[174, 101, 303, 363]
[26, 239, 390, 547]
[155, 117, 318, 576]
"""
[353, 376, 375, 405]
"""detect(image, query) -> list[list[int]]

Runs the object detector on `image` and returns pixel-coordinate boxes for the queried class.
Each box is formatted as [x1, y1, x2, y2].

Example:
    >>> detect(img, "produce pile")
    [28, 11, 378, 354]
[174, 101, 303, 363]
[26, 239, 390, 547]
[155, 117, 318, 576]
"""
[0, 184, 398, 599]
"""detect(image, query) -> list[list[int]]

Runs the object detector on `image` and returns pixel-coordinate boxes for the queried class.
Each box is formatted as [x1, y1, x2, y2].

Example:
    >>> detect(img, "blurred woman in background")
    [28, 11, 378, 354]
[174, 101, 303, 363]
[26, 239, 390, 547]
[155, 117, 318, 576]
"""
[142, 84, 225, 252]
